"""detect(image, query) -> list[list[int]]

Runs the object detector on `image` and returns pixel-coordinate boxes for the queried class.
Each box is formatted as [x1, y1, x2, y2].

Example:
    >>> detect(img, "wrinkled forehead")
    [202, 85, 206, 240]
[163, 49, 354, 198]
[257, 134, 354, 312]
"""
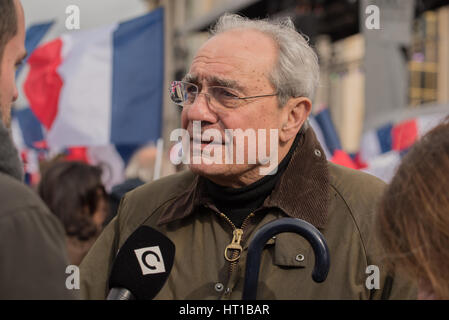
[188, 29, 278, 87]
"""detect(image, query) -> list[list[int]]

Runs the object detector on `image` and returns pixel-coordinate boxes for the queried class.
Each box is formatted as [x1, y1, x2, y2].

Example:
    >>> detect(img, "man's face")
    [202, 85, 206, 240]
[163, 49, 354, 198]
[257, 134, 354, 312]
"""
[0, 0, 26, 128]
[181, 29, 285, 187]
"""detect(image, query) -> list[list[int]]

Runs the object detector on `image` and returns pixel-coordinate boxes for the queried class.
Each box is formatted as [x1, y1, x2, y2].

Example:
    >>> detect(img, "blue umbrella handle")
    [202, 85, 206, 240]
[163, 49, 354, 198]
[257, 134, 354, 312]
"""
[242, 217, 330, 300]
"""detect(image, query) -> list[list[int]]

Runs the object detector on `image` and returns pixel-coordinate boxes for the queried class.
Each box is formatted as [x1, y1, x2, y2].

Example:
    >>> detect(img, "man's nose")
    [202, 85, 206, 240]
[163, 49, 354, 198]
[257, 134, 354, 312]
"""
[185, 92, 218, 124]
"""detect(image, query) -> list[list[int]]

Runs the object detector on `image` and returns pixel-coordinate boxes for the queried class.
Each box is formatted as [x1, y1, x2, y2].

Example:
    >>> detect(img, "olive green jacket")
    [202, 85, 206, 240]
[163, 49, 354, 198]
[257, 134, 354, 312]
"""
[80, 129, 416, 300]
[0, 172, 78, 299]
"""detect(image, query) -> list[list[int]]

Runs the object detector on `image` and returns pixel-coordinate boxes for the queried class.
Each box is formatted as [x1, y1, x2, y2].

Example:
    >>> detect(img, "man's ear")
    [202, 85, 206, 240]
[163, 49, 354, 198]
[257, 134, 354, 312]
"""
[279, 97, 312, 143]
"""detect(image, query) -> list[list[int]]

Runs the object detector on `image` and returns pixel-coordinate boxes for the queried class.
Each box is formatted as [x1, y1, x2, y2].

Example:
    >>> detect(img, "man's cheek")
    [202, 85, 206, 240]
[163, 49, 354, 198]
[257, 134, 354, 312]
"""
[180, 110, 188, 129]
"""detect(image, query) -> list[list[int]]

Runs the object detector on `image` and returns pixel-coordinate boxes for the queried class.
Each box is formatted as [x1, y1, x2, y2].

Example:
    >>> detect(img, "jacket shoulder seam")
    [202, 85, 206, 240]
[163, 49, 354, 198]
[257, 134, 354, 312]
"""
[119, 185, 191, 236]
[0, 204, 51, 221]
[140, 194, 182, 226]
[329, 183, 369, 266]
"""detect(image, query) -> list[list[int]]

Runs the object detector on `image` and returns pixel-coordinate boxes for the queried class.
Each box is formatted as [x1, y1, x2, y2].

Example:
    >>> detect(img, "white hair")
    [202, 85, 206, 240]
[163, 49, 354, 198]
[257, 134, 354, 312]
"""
[210, 14, 319, 107]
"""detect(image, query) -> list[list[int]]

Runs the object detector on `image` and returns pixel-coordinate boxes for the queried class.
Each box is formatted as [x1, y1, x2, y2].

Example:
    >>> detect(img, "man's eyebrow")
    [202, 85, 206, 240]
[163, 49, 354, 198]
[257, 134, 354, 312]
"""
[183, 74, 245, 92]
[208, 76, 244, 92]
[183, 73, 197, 83]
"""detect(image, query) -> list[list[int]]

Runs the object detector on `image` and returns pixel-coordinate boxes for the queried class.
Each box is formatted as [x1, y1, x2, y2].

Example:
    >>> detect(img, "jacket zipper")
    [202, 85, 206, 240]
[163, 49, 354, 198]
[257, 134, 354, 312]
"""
[218, 212, 255, 293]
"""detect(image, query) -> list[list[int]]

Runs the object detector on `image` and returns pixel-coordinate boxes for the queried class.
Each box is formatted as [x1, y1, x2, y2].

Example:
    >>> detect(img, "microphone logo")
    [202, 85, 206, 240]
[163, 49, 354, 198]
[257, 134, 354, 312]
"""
[134, 246, 166, 275]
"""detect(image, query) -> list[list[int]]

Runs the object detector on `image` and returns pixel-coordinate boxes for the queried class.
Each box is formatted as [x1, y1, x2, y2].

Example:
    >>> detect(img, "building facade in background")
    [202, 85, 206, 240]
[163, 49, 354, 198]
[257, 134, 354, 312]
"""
[409, 8, 449, 107]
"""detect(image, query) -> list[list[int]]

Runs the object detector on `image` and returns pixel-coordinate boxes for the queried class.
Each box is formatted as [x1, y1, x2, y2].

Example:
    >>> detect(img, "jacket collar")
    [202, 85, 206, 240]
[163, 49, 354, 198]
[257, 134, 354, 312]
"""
[157, 127, 330, 229]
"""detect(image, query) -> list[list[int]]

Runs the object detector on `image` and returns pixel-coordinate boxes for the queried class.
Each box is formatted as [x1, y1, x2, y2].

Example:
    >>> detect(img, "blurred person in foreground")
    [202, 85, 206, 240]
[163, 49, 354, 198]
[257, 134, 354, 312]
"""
[39, 161, 108, 266]
[81, 14, 416, 299]
[107, 145, 157, 224]
[0, 0, 76, 299]
[377, 118, 449, 300]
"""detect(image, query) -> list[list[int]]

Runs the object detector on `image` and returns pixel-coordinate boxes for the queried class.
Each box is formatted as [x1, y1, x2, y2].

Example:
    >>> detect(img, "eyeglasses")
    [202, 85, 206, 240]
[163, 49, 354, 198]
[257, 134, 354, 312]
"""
[169, 81, 278, 110]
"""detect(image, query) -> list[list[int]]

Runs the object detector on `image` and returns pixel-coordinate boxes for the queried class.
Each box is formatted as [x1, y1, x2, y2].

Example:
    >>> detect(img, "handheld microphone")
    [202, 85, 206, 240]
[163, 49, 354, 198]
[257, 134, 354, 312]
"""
[242, 217, 330, 300]
[107, 226, 175, 300]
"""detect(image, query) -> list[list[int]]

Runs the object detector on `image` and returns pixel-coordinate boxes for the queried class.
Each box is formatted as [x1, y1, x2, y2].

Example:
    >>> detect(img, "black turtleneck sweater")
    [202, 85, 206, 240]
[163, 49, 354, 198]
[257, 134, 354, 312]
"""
[205, 133, 301, 227]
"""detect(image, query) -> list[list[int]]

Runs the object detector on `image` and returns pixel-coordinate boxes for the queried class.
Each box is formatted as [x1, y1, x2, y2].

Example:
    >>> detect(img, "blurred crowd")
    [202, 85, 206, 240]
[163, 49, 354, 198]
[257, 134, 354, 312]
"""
[37, 144, 168, 265]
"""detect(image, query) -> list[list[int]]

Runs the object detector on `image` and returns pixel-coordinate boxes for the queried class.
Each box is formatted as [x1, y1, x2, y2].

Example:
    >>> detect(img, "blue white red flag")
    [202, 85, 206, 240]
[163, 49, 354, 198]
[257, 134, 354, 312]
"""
[358, 113, 448, 182]
[24, 9, 164, 149]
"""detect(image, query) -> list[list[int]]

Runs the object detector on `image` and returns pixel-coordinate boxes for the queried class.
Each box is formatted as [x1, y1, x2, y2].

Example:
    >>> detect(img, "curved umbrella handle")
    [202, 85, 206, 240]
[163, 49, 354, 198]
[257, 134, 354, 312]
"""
[242, 217, 330, 300]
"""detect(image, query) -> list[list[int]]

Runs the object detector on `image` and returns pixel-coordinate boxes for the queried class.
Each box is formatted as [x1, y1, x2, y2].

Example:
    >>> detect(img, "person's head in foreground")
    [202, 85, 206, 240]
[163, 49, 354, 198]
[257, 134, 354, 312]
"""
[0, 0, 26, 128]
[0, 0, 26, 180]
[38, 161, 108, 265]
[377, 117, 449, 300]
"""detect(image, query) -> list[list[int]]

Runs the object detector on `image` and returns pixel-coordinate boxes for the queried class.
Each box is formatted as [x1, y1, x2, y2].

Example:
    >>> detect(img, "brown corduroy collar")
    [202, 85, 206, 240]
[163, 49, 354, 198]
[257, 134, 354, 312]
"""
[157, 127, 330, 229]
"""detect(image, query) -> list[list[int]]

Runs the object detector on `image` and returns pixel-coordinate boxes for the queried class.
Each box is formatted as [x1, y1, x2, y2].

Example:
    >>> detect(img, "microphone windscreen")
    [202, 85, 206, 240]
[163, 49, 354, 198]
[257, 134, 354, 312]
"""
[108, 226, 175, 300]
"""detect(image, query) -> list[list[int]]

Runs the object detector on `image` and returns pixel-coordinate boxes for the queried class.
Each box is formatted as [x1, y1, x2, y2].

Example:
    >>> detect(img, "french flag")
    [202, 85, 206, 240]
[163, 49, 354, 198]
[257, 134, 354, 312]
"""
[357, 113, 448, 182]
[23, 8, 164, 149]
[309, 108, 358, 170]
[358, 113, 448, 164]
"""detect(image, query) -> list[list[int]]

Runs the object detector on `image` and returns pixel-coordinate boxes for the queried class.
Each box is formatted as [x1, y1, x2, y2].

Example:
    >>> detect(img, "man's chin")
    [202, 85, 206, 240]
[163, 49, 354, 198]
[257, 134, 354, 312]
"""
[188, 162, 258, 186]
[188, 162, 228, 177]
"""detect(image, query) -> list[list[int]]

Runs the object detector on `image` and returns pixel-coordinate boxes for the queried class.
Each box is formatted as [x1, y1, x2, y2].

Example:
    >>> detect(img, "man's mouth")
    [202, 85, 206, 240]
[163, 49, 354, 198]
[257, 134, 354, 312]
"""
[191, 137, 225, 145]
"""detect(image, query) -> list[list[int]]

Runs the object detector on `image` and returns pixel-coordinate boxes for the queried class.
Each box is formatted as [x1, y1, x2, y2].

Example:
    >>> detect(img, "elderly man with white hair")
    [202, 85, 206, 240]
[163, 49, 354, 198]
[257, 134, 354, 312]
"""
[80, 14, 416, 300]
